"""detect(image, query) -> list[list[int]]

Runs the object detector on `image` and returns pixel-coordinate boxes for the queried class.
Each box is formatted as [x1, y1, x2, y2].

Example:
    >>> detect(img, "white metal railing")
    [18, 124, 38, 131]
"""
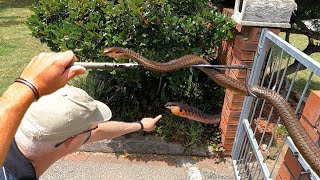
[231, 29, 320, 180]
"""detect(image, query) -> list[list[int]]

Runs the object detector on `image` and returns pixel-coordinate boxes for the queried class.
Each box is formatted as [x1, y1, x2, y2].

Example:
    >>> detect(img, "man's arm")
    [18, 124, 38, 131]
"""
[0, 51, 86, 165]
[0, 83, 35, 165]
[87, 115, 162, 143]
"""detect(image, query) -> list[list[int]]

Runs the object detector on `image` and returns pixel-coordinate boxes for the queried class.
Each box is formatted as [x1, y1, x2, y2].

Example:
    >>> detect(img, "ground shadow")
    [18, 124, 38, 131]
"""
[0, 0, 34, 27]
[0, 0, 33, 11]
[0, 16, 26, 27]
[112, 152, 228, 168]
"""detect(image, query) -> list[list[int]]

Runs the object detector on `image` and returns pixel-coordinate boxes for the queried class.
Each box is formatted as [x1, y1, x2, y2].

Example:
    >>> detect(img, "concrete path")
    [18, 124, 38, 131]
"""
[40, 152, 235, 180]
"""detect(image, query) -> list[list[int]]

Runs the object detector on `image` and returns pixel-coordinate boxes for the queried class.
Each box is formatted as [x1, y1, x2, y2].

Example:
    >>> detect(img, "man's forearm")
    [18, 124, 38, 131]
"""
[0, 83, 35, 165]
[87, 121, 142, 143]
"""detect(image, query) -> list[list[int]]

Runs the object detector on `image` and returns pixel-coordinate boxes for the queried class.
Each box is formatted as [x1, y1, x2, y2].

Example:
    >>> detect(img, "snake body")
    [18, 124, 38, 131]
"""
[164, 102, 221, 125]
[104, 47, 320, 175]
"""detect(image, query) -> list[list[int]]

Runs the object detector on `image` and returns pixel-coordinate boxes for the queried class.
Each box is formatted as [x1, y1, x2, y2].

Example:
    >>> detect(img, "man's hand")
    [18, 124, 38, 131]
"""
[20, 51, 86, 96]
[140, 115, 162, 131]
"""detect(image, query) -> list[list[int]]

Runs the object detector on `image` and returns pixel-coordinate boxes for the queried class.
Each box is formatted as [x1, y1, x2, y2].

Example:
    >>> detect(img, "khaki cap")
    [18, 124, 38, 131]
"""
[19, 85, 112, 141]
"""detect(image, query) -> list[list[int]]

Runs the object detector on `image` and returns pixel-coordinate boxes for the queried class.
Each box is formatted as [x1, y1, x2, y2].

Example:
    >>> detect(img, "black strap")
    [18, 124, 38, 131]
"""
[15, 77, 40, 100]
[136, 121, 144, 130]
[83, 131, 92, 144]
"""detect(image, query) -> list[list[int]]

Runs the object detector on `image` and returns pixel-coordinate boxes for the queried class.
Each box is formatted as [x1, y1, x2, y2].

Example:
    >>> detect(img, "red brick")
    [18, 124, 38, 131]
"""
[227, 123, 238, 131]
[87, 153, 111, 162]
[221, 111, 227, 122]
[226, 96, 243, 110]
[269, 28, 281, 35]
[221, 111, 240, 124]
[221, 135, 235, 145]
[278, 163, 294, 180]
[220, 116, 238, 137]
[217, 41, 228, 63]
[220, 113, 227, 124]
[220, 116, 237, 131]
[275, 174, 282, 180]
[226, 116, 240, 125]
[226, 53, 234, 65]
[232, 54, 254, 67]
[234, 35, 259, 51]
[228, 107, 241, 117]
[220, 116, 229, 127]
[222, 104, 241, 123]
[222, 105, 239, 119]
[63, 152, 89, 161]
[229, 109, 242, 118]
[219, 41, 234, 62]
[221, 101, 228, 117]
[222, 143, 234, 150]
[232, 44, 256, 61]
[234, 22, 241, 31]
[247, 27, 263, 42]
[223, 149, 232, 156]
[284, 149, 303, 179]
[302, 91, 320, 126]
[300, 116, 319, 143]
[229, 70, 245, 83]
[222, 119, 238, 131]
[231, 68, 247, 79]
[226, 89, 246, 103]
[224, 130, 237, 138]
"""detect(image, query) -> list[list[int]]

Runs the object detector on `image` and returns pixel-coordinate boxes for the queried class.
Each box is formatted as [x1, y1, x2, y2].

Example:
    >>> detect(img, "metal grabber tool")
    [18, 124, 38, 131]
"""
[72, 62, 256, 97]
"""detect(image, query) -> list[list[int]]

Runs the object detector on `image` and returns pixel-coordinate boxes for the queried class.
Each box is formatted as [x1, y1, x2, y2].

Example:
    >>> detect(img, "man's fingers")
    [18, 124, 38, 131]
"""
[63, 65, 86, 80]
[55, 50, 77, 66]
[153, 115, 162, 122]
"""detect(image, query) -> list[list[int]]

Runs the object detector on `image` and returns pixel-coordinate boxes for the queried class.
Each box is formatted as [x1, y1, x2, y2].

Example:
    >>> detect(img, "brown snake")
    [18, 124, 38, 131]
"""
[104, 47, 320, 175]
[164, 102, 221, 125]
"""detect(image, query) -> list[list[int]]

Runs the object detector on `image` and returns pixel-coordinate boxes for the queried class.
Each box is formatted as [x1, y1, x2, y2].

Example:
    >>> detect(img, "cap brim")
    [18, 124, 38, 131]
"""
[93, 100, 112, 123]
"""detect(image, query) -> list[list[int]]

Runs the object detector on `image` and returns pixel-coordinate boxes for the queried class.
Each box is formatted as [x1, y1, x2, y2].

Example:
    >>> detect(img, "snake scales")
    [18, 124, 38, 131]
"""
[104, 47, 320, 175]
[164, 102, 221, 125]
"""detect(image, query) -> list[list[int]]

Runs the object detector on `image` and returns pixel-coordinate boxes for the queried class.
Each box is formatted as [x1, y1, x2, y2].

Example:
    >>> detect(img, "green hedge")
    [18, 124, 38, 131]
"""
[28, 0, 235, 149]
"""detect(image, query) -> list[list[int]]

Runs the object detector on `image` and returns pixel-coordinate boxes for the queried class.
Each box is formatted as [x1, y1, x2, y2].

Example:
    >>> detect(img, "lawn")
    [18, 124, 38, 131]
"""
[0, 0, 49, 95]
[278, 33, 320, 93]
[0, 0, 319, 95]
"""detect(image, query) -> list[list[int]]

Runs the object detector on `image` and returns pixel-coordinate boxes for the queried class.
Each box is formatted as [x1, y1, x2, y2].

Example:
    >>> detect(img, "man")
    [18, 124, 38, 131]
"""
[0, 51, 86, 165]
[1, 85, 162, 179]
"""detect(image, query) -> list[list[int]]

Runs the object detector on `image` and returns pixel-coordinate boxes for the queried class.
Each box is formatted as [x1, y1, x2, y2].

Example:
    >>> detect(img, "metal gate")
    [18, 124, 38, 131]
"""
[231, 29, 320, 179]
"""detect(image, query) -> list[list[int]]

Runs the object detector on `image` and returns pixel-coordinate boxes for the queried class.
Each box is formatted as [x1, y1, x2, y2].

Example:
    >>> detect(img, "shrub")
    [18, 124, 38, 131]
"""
[28, 0, 235, 148]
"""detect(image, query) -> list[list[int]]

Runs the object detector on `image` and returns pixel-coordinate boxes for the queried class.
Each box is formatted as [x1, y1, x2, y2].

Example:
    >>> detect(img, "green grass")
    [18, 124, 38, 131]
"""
[0, 0, 49, 95]
[278, 33, 320, 93]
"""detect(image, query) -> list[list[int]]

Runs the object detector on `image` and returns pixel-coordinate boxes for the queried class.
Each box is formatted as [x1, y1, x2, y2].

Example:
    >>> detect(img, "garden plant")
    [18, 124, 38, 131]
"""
[27, 0, 235, 153]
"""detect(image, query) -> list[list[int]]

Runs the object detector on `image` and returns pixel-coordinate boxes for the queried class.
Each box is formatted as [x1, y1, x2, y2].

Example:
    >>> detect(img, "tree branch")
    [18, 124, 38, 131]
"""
[282, 29, 320, 41]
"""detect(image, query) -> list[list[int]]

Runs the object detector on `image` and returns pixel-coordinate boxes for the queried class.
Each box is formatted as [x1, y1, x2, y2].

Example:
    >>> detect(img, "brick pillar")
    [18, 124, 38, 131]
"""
[276, 91, 320, 180]
[217, 8, 281, 155]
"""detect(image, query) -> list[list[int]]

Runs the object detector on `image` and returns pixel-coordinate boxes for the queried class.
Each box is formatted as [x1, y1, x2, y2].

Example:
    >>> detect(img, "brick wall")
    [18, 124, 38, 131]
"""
[218, 8, 281, 154]
[276, 91, 320, 180]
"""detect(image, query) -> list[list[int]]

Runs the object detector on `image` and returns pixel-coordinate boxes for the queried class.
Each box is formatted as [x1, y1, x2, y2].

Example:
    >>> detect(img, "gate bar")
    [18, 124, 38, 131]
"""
[242, 119, 272, 180]
[265, 31, 320, 76]
[286, 137, 320, 180]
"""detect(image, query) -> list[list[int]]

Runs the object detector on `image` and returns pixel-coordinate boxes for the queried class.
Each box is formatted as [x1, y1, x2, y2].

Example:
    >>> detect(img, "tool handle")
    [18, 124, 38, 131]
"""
[72, 62, 141, 69]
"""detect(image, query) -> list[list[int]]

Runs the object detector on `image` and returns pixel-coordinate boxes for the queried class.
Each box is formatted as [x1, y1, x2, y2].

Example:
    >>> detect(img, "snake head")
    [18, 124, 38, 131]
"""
[164, 102, 184, 115]
[104, 47, 129, 59]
